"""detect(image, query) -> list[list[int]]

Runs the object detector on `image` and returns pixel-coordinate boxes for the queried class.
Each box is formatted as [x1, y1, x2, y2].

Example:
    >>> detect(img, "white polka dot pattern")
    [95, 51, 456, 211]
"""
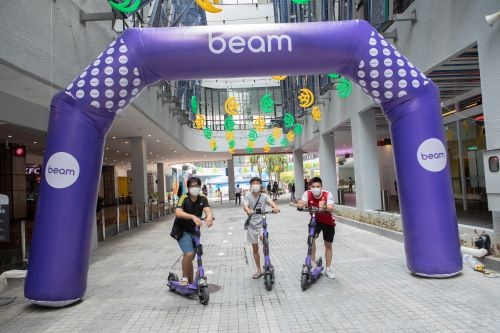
[65, 37, 145, 114]
[355, 31, 430, 105]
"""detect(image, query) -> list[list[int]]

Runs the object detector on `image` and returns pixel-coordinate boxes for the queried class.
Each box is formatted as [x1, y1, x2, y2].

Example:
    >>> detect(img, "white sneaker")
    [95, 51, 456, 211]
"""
[325, 267, 336, 279]
[180, 277, 189, 285]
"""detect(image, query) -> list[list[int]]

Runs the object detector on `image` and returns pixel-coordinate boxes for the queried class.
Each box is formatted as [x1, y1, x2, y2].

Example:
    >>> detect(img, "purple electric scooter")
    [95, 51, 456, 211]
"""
[298, 207, 324, 291]
[167, 217, 212, 305]
[250, 209, 277, 291]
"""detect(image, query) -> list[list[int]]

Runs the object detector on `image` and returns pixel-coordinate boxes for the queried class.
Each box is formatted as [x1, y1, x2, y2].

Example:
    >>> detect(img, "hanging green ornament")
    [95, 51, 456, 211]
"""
[228, 139, 236, 149]
[337, 78, 353, 99]
[293, 123, 303, 136]
[283, 113, 295, 128]
[267, 135, 276, 146]
[108, 0, 141, 13]
[203, 127, 212, 139]
[191, 96, 198, 114]
[224, 116, 235, 131]
[327, 73, 341, 80]
[246, 146, 254, 154]
[259, 93, 275, 113]
[280, 137, 288, 147]
[248, 129, 258, 142]
[291, 0, 310, 4]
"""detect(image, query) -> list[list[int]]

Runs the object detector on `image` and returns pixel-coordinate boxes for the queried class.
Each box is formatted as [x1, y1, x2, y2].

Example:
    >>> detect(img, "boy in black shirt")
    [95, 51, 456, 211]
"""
[172, 177, 214, 284]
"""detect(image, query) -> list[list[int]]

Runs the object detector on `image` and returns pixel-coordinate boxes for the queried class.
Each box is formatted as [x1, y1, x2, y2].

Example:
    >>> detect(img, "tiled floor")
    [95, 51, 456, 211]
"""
[1, 198, 499, 332]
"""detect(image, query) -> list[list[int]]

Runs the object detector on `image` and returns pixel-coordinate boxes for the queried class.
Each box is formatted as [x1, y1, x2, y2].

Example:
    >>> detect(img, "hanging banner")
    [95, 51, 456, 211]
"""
[0, 194, 9, 242]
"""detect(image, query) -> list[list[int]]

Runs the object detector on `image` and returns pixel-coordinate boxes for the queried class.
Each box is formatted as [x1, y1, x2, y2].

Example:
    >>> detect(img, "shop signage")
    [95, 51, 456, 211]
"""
[0, 194, 9, 242]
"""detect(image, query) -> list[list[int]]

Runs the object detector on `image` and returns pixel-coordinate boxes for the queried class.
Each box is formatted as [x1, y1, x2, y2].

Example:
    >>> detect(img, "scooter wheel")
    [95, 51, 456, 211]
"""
[199, 287, 209, 305]
[316, 257, 323, 267]
[168, 273, 178, 292]
[264, 274, 273, 291]
[300, 273, 309, 291]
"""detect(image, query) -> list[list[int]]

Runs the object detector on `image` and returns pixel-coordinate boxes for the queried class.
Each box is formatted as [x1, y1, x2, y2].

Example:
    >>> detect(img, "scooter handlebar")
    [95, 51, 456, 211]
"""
[296, 207, 325, 213]
[249, 210, 278, 216]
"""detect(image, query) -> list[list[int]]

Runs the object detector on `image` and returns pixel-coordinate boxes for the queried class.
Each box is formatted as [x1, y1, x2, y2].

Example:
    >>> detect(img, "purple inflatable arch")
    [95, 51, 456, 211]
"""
[25, 20, 461, 306]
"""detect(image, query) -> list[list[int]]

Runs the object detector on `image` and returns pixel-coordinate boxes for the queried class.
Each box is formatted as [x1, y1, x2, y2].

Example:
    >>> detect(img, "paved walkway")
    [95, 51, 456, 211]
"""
[1, 198, 500, 332]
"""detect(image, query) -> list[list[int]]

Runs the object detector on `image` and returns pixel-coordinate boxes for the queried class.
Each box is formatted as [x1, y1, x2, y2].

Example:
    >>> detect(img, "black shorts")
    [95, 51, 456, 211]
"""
[313, 223, 335, 243]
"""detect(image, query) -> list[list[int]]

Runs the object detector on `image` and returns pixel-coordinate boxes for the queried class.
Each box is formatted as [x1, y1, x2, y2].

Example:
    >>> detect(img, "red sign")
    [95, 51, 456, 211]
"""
[14, 146, 26, 157]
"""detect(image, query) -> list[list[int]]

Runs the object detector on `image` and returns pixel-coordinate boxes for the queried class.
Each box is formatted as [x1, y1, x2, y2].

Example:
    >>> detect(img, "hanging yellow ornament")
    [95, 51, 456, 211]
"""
[272, 127, 282, 139]
[312, 106, 321, 121]
[247, 140, 255, 148]
[209, 138, 217, 150]
[225, 131, 234, 141]
[253, 116, 266, 132]
[193, 114, 205, 129]
[287, 130, 295, 142]
[263, 144, 271, 153]
[298, 88, 315, 108]
[195, 0, 222, 14]
[224, 96, 239, 115]
[229, 147, 236, 154]
[271, 76, 287, 81]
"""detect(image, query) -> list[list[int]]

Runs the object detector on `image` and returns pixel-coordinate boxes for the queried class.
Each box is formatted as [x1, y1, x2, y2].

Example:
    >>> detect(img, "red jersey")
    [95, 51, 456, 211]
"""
[307, 191, 336, 226]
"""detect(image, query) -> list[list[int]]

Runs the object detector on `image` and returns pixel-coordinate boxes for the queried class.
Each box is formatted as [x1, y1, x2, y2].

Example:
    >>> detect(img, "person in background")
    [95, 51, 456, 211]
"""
[235, 184, 242, 205]
[291, 183, 296, 201]
[348, 177, 353, 193]
[272, 181, 278, 201]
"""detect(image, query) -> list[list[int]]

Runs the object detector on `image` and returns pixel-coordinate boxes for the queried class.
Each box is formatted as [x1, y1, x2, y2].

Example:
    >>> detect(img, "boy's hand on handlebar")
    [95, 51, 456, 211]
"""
[205, 216, 213, 228]
[272, 207, 280, 213]
[192, 215, 202, 226]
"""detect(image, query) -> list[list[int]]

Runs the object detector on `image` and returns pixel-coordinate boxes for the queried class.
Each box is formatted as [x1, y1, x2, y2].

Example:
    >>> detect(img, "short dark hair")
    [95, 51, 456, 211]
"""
[187, 176, 201, 187]
[309, 177, 322, 186]
[250, 177, 262, 184]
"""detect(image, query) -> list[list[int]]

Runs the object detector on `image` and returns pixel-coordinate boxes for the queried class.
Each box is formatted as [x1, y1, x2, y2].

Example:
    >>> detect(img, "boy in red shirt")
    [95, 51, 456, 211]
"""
[297, 177, 336, 279]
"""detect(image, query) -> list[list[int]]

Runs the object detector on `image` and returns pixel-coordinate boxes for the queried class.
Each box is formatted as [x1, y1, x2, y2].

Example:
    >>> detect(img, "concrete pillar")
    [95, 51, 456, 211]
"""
[294, 149, 305, 197]
[157, 163, 165, 204]
[351, 110, 382, 211]
[227, 159, 235, 201]
[319, 132, 338, 203]
[130, 137, 148, 211]
[478, 36, 500, 241]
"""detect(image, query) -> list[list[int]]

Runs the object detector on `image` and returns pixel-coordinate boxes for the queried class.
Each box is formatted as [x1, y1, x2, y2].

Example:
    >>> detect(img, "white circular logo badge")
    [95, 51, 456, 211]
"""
[417, 138, 447, 172]
[45, 152, 80, 188]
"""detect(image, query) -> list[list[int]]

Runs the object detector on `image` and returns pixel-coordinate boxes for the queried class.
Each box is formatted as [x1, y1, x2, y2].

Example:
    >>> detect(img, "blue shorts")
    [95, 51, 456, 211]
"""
[177, 232, 195, 254]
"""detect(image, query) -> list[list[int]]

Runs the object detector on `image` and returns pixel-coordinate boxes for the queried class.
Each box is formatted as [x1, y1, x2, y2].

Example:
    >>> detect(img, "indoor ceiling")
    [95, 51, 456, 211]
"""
[0, 62, 231, 167]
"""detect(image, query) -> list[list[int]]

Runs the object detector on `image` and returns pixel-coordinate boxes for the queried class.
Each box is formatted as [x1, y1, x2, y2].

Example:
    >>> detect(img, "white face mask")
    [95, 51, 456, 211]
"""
[251, 184, 261, 193]
[311, 188, 322, 197]
[189, 187, 201, 196]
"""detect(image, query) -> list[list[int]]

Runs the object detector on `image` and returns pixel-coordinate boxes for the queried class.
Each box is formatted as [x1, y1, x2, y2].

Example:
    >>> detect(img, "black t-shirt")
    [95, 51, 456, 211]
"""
[174, 194, 210, 234]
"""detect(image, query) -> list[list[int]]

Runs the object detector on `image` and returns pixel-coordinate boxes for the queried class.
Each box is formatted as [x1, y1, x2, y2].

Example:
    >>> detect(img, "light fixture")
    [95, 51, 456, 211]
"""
[124, 141, 128, 144]
[148, 134, 152, 137]
[486, 11, 500, 26]
[442, 110, 456, 117]
[384, 138, 392, 146]
[7, 135, 12, 138]
[33, 141, 37, 144]
[112, 136, 116, 139]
